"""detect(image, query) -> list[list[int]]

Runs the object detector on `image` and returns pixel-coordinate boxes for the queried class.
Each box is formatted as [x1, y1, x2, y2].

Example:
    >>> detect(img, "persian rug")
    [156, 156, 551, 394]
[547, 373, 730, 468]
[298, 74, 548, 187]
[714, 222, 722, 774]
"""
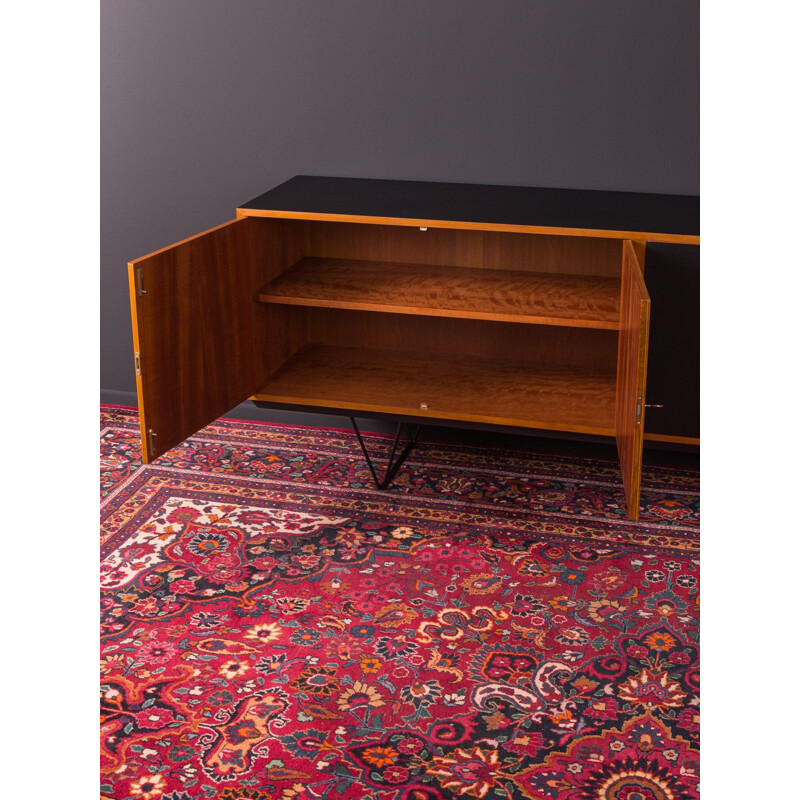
[100, 406, 699, 800]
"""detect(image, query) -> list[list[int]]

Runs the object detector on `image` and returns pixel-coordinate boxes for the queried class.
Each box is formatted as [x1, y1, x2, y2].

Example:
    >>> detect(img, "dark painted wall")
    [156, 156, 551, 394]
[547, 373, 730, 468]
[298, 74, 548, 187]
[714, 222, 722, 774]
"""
[101, 0, 698, 406]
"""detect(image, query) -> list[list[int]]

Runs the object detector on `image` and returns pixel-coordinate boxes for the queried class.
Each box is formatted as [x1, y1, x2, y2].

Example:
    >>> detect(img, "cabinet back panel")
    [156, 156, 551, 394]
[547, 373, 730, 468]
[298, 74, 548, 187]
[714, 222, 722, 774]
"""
[250, 218, 309, 374]
[305, 308, 618, 370]
[306, 221, 621, 277]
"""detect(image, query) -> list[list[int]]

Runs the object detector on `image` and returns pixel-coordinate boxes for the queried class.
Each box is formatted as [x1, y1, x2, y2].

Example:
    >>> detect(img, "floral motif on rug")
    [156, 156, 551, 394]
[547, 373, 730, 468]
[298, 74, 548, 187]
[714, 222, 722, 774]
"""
[100, 407, 699, 799]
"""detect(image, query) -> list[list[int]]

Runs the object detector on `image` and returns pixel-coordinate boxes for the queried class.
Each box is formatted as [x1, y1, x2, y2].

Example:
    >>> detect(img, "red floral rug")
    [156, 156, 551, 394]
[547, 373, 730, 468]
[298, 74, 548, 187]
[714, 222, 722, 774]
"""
[100, 406, 699, 800]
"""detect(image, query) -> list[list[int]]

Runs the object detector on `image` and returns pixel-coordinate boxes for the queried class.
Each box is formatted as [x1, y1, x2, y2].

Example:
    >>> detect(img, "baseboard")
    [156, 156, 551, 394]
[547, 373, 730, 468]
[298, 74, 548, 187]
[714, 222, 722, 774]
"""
[101, 389, 138, 408]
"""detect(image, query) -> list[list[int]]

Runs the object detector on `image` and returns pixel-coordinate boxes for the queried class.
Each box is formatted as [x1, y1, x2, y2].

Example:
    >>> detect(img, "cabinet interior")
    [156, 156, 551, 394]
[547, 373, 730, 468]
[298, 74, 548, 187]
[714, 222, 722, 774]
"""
[127, 175, 667, 518]
[249, 218, 623, 435]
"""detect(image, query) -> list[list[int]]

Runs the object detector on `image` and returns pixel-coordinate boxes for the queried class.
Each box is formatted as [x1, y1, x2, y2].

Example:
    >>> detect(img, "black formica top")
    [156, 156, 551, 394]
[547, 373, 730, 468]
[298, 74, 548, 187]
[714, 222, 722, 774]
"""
[239, 176, 699, 238]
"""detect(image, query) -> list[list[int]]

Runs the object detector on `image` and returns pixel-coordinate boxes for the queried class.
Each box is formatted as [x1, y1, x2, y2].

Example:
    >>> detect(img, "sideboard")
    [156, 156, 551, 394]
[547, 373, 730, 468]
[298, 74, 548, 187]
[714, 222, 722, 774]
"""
[128, 176, 700, 519]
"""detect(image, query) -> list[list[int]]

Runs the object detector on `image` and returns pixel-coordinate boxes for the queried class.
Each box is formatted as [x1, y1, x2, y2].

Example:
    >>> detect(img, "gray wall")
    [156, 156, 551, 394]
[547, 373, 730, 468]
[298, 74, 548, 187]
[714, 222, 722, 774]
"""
[101, 0, 698, 410]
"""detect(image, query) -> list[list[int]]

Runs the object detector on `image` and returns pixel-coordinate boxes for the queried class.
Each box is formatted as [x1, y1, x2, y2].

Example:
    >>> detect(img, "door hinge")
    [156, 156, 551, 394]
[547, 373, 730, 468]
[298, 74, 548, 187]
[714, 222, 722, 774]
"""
[134, 352, 141, 376]
[136, 267, 147, 297]
[636, 396, 643, 426]
[147, 428, 157, 455]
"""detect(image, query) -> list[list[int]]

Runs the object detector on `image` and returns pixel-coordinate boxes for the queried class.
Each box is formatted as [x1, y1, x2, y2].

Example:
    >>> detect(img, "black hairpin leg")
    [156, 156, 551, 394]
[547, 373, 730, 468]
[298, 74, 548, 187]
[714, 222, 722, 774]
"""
[349, 417, 421, 489]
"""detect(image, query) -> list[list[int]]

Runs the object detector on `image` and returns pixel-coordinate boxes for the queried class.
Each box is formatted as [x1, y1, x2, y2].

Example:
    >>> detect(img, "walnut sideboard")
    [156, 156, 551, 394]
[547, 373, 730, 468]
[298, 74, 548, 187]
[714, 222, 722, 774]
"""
[128, 176, 700, 519]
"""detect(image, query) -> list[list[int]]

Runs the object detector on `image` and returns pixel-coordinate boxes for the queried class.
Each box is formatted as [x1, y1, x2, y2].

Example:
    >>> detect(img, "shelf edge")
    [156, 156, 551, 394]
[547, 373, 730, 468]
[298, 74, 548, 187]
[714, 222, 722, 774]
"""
[236, 207, 700, 245]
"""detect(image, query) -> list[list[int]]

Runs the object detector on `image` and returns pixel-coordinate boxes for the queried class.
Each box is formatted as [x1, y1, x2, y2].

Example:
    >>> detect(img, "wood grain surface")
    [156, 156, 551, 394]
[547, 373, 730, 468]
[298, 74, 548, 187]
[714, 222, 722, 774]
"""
[252, 343, 617, 435]
[306, 221, 623, 276]
[128, 217, 305, 461]
[615, 240, 651, 519]
[257, 257, 621, 329]
[306, 309, 619, 369]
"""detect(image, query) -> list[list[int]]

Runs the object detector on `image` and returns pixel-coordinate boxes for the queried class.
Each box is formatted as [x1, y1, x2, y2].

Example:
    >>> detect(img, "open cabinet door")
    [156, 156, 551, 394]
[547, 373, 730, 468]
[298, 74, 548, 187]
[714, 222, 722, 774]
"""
[128, 217, 268, 462]
[615, 240, 651, 519]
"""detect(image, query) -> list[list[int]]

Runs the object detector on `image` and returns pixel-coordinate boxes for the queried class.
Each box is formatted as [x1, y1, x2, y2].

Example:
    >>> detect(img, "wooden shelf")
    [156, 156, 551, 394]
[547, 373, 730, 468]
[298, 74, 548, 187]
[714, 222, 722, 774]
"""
[257, 257, 621, 329]
[252, 343, 617, 435]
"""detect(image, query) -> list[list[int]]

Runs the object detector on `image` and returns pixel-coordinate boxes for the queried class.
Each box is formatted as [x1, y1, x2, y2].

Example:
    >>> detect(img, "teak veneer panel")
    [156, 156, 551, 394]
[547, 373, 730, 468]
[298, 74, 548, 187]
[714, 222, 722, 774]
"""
[128, 217, 306, 461]
[615, 241, 651, 520]
[258, 257, 621, 329]
[306, 221, 624, 277]
[252, 343, 617, 435]
[307, 309, 619, 370]
[128, 218, 263, 461]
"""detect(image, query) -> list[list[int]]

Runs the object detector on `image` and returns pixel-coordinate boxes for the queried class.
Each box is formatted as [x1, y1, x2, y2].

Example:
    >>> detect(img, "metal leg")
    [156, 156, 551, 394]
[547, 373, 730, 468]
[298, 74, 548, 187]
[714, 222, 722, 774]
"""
[349, 417, 421, 489]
